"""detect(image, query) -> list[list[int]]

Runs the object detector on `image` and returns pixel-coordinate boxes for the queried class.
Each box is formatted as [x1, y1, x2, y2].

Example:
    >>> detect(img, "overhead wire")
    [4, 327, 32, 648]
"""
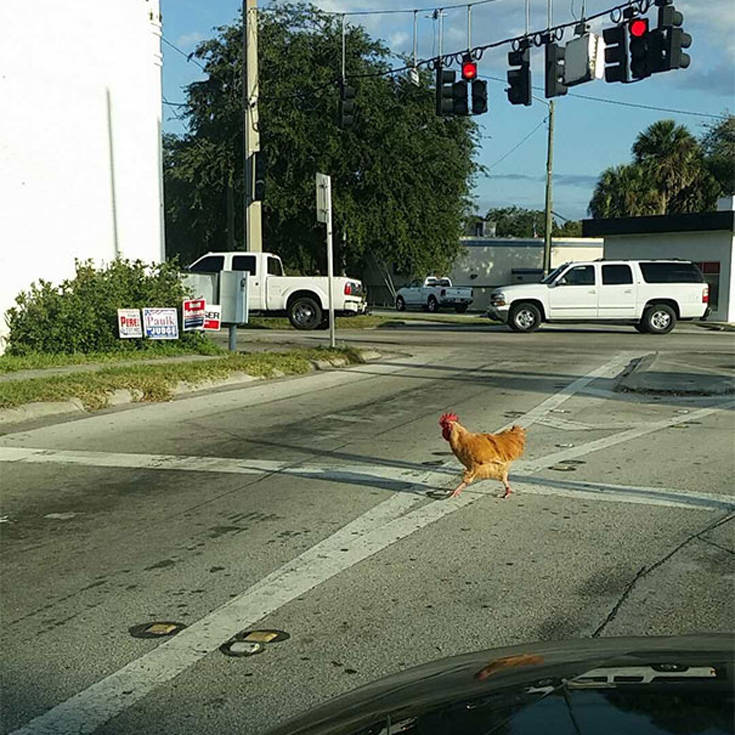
[488, 117, 548, 168]
[316, 0, 499, 17]
[161, 36, 206, 71]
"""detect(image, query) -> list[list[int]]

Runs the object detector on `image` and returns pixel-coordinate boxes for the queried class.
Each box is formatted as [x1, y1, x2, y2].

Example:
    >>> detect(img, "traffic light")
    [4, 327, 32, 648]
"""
[435, 67, 456, 116]
[339, 82, 356, 128]
[461, 57, 478, 82]
[629, 17, 651, 79]
[471, 79, 488, 114]
[506, 45, 531, 106]
[545, 42, 568, 98]
[253, 150, 266, 201]
[602, 23, 629, 82]
[453, 80, 469, 116]
[658, 2, 691, 70]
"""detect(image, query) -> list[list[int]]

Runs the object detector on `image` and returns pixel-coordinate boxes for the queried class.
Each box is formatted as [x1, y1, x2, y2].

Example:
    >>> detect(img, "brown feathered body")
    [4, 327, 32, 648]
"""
[439, 413, 526, 497]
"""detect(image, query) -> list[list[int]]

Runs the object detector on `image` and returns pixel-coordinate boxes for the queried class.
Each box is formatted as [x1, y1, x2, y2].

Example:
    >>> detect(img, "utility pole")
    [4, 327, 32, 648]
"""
[543, 99, 555, 275]
[242, 0, 262, 252]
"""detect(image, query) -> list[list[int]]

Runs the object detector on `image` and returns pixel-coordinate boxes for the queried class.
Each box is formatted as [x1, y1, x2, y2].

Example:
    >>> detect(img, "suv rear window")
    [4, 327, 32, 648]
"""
[639, 262, 703, 283]
[602, 264, 633, 285]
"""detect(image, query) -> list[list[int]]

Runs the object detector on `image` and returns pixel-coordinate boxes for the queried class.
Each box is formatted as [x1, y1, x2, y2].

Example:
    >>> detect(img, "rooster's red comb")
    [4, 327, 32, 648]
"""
[439, 412, 459, 426]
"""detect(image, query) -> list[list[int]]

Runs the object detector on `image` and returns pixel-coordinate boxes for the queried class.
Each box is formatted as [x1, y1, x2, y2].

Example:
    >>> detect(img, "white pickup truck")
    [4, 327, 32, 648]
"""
[187, 251, 367, 330]
[395, 277, 473, 313]
[488, 260, 709, 334]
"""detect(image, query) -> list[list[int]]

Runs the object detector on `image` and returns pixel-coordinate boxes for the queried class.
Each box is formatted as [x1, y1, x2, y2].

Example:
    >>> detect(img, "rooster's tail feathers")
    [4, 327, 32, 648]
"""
[500, 424, 526, 459]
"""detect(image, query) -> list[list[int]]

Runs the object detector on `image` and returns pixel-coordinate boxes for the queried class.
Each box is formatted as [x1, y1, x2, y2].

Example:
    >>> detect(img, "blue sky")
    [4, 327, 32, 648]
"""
[161, 0, 734, 221]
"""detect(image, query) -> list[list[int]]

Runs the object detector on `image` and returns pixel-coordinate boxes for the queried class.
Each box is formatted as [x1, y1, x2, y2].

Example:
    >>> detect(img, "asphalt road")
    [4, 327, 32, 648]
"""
[1, 322, 734, 734]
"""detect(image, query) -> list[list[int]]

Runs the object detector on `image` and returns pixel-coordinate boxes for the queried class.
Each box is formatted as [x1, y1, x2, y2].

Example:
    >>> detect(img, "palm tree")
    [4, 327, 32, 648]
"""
[632, 120, 701, 213]
[589, 119, 719, 218]
[588, 163, 661, 218]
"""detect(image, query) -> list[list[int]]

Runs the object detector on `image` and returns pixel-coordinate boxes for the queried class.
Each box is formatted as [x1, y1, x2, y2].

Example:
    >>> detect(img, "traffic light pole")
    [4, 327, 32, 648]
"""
[543, 99, 555, 276]
[242, 0, 262, 253]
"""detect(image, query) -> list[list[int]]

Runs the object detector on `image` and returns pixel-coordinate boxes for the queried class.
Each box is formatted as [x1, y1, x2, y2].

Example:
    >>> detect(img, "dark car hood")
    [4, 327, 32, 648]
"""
[265, 634, 735, 735]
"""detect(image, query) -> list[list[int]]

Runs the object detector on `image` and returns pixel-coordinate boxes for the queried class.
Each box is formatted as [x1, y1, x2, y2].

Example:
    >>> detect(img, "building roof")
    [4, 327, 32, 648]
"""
[582, 211, 735, 237]
[460, 237, 602, 248]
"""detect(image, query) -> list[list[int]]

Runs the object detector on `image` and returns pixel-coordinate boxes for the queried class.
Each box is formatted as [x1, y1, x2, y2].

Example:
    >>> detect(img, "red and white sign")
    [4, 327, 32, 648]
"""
[203, 305, 222, 331]
[183, 298, 206, 331]
[117, 309, 143, 339]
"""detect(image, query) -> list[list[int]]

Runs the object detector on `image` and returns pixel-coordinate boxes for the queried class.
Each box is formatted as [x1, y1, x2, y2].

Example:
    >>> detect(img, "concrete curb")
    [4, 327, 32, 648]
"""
[0, 350, 382, 427]
[616, 352, 735, 396]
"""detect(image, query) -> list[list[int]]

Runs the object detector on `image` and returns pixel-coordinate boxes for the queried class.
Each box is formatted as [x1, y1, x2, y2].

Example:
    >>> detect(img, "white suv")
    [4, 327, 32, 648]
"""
[488, 260, 709, 334]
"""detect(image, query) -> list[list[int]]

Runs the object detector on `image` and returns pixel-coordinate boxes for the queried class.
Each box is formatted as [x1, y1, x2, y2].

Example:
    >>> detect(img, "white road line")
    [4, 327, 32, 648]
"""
[511, 478, 735, 511]
[517, 400, 735, 475]
[496, 351, 639, 432]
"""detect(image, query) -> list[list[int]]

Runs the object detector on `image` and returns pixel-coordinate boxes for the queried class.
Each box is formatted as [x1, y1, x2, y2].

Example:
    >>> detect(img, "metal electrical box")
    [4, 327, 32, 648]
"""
[219, 270, 249, 325]
[181, 273, 218, 304]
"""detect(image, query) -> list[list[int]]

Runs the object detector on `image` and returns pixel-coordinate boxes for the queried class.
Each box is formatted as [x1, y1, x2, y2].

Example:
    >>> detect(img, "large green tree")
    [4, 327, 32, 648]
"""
[163, 3, 480, 277]
[588, 118, 727, 218]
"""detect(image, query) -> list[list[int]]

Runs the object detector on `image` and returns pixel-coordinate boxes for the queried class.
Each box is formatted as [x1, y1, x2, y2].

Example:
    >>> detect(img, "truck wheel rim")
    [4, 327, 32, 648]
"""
[294, 304, 315, 325]
[651, 310, 671, 330]
[516, 309, 535, 329]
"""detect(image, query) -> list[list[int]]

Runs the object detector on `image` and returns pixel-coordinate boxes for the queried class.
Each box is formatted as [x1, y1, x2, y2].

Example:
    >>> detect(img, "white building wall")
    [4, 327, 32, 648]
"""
[0, 0, 164, 352]
[603, 231, 735, 322]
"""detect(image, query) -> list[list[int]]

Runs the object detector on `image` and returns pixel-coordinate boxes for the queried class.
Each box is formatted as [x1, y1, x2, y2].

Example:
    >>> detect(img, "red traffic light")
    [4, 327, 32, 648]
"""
[461, 59, 478, 81]
[629, 18, 648, 38]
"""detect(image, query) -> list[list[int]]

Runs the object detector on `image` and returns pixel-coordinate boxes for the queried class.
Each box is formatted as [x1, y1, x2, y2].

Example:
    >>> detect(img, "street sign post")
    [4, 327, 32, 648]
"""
[316, 173, 336, 348]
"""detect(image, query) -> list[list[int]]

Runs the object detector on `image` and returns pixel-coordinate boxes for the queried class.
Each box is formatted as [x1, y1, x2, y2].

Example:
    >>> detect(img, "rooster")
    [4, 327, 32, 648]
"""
[439, 413, 526, 499]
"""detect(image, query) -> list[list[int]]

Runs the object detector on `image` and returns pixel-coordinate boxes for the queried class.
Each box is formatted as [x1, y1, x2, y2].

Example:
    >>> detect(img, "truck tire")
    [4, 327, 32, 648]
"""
[426, 296, 439, 313]
[288, 295, 323, 330]
[454, 304, 469, 314]
[509, 302, 542, 333]
[634, 322, 648, 333]
[642, 304, 677, 334]
[395, 296, 406, 312]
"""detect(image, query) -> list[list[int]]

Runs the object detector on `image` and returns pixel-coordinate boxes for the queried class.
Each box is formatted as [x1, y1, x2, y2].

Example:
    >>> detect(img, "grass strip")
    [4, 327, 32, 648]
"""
[0, 347, 361, 411]
[0, 342, 223, 374]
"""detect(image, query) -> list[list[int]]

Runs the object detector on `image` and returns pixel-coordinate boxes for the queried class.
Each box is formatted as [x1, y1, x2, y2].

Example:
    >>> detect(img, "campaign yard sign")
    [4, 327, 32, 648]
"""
[203, 305, 222, 331]
[183, 298, 206, 331]
[142, 308, 179, 340]
[117, 309, 143, 339]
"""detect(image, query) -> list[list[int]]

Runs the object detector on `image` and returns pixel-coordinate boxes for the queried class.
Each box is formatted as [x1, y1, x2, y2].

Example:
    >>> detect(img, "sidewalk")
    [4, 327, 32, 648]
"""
[616, 351, 735, 396]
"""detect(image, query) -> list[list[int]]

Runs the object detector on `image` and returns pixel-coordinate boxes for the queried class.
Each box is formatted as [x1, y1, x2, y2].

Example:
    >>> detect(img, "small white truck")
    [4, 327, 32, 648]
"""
[487, 259, 709, 334]
[187, 251, 367, 330]
[395, 277, 473, 313]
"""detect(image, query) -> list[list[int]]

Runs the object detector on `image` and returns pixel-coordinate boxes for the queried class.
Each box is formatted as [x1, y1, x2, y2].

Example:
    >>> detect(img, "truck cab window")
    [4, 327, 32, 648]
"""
[189, 256, 224, 273]
[232, 255, 257, 275]
[267, 257, 283, 276]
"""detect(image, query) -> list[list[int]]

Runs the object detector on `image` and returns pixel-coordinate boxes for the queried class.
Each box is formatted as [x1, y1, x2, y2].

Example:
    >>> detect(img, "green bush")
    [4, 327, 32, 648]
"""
[5, 258, 207, 356]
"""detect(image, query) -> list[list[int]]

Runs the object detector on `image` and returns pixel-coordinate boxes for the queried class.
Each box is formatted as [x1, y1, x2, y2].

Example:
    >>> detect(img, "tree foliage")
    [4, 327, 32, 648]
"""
[483, 206, 581, 238]
[163, 3, 481, 277]
[701, 114, 735, 196]
[588, 117, 733, 218]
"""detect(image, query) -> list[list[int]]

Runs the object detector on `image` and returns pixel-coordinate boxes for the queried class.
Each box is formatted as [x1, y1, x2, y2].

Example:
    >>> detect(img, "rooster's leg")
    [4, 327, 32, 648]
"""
[501, 470, 512, 499]
[449, 481, 467, 498]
